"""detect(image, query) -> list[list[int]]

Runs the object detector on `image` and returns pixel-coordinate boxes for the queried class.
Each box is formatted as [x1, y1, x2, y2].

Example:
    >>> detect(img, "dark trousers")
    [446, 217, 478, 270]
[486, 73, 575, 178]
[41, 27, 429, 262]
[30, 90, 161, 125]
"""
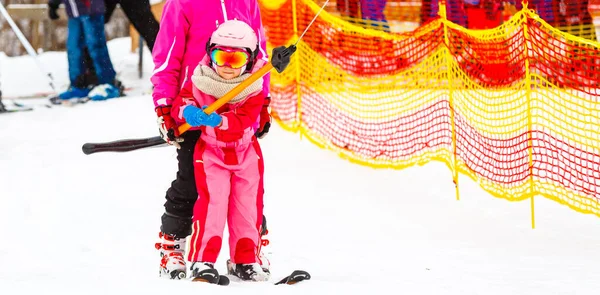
[161, 131, 268, 238]
[104, 0, 159, 51]
[160, 131, 202, 238]
[81, 0, 160, 87]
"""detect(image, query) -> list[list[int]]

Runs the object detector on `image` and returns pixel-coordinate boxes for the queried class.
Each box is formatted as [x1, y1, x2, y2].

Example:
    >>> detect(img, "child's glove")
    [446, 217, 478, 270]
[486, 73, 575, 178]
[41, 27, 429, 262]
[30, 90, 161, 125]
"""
[47, 1, 60, 20]
[183, 105, 222, 127]
[156, 105, 183, 149]
[255, 97, 271, 139]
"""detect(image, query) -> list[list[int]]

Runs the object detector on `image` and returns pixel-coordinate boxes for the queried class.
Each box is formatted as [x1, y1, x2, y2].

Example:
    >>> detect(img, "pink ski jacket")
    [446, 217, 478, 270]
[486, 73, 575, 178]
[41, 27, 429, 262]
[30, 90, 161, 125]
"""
[151, 0, 269, 107]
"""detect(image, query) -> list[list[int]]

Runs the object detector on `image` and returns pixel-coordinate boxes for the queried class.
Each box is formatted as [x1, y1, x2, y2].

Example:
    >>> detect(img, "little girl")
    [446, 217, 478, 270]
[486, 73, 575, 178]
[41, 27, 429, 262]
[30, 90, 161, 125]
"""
[170, 20, 269, 282]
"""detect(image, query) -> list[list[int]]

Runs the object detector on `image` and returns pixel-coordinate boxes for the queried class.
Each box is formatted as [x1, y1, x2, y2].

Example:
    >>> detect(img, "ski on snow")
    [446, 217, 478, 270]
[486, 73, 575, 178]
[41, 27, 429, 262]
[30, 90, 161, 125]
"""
[191, 269, 310, 286]
[274, 270, 311, 285]
[0, 100, 34, 113]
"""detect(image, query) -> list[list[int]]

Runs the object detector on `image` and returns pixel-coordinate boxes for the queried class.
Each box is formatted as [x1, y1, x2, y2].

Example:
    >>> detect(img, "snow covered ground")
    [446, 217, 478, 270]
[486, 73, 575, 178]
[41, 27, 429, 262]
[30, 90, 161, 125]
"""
[1, 38, 600, 295]
[0, 37, 154, 99]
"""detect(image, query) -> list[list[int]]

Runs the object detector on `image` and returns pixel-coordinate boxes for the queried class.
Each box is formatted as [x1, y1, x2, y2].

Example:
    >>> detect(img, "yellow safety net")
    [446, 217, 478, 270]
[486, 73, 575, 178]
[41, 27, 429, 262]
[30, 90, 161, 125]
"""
[258, 0, 600, 219]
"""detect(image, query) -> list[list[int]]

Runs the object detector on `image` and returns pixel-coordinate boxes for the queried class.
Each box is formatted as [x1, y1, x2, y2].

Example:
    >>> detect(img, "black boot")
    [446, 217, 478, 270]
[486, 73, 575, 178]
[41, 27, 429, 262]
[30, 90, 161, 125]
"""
[227, 260, 270, 282]
[190, 262, 219, 283]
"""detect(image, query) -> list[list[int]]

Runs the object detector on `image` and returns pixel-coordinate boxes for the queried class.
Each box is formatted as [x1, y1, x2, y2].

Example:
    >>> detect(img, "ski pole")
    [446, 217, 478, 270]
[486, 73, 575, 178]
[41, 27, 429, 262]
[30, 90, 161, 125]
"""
[176, 63, 274, 135]
[0, 2, 56, 91]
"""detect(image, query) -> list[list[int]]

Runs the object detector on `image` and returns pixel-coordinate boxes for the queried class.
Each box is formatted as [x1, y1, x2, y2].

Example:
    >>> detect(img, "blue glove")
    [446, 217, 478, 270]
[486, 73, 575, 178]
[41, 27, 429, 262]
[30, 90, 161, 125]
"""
[182, 105, 222, 127]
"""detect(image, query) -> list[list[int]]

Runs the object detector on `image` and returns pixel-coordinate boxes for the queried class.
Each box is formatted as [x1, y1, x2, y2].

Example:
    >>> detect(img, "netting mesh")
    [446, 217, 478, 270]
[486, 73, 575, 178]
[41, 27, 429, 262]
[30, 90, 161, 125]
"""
[259, 0, 600, 217]
[302, 1, 600, 38]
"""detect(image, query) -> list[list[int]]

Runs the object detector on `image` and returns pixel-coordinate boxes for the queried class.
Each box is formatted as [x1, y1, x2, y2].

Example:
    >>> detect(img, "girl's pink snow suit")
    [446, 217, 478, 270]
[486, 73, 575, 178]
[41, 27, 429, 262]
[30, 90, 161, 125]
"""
[171, 55, 266, 265]
[150, 0, 269, 108]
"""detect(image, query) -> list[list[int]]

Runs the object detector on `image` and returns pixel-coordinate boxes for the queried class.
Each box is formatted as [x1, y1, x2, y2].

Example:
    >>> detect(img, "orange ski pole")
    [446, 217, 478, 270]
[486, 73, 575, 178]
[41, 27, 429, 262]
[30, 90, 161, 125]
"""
[177, 43, 297, 134]
[177, 63, 274, 134]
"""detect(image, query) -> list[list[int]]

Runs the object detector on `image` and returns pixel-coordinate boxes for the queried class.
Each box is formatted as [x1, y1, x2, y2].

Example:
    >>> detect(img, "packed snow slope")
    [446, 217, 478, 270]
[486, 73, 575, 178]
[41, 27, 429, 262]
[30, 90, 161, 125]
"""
[1, 38, 599, 295]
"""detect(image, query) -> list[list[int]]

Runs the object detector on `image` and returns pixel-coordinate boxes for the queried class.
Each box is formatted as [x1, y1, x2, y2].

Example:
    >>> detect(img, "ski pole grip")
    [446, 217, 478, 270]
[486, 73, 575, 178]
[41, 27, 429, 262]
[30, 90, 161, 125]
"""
[177, 63, 274, 134]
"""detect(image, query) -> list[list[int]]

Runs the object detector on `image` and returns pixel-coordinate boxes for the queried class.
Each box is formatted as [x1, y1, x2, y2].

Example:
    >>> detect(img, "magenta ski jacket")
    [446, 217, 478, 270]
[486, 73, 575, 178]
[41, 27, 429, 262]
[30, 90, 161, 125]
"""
[151, 0, 269, 107]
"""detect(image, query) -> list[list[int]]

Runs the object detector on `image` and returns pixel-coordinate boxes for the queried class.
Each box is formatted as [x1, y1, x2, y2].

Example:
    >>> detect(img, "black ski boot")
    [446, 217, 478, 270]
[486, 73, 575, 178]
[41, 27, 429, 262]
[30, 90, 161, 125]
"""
[190, 262, 229, 285]
[227, 260, 270, 282]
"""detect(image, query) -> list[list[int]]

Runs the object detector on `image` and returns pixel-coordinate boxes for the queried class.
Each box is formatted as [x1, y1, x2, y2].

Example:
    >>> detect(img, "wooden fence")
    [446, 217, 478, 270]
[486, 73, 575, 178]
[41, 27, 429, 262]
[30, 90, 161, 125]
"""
[0, 0, 130, 56]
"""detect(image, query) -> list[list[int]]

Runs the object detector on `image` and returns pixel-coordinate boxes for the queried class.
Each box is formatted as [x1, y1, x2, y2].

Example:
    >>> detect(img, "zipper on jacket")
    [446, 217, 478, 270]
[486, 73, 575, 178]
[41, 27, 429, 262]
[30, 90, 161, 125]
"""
[220, 0, 229, 21]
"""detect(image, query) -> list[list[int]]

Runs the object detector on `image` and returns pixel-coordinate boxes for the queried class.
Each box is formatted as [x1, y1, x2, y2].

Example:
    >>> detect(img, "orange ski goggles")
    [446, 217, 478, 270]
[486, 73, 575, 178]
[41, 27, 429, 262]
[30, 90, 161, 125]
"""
[209, 46, 251, 69]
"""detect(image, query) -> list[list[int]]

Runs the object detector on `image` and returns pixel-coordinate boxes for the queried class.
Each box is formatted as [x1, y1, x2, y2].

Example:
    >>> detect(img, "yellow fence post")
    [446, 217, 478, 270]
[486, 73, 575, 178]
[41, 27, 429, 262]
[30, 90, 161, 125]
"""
[291, 0, 303, 137]
[439, 1, 460, 201]
[521, 0, 536, 229]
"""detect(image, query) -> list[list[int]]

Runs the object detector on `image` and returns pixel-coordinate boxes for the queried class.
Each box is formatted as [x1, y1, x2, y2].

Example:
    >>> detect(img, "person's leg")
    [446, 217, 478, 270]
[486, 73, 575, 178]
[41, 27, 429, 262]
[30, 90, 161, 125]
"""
[420, 0, 433, 25]
[228, 143, 263, 265]
[161, 131, 201, 238]
[81, 0, 118, 88]
[66, 18, 86, 88]
[156, 131, 200, 279]
[336, 0, 345, 16]
[187, 142, 230, 264]
[80, 14, 116, 85]
[360, 0, 389, 32]
[337, 0, 360, 23]
[350, 0, 361, 19]
[227, 138, 269, 281]
[119, 0, 160, 51]
[448, 0, 467, 27]
[81, 48, 99, 87]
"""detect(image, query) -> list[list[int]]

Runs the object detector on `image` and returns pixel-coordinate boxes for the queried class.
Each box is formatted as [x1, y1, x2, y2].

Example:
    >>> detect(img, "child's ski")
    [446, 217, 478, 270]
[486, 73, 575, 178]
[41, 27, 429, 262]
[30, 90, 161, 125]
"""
[226, 259, 309, 285]
[274, 270, 311, 285]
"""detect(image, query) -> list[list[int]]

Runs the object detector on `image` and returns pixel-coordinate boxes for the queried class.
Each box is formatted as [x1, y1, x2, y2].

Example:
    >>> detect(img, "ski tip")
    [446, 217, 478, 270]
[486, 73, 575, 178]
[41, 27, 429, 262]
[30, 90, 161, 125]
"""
[274, 270, 311, 285]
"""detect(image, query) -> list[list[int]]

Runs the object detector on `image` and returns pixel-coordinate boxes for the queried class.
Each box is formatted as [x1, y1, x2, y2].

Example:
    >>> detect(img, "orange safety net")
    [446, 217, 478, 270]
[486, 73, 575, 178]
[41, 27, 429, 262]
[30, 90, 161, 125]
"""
[303, 1, 599, 37]
[259, 0, 600, 218]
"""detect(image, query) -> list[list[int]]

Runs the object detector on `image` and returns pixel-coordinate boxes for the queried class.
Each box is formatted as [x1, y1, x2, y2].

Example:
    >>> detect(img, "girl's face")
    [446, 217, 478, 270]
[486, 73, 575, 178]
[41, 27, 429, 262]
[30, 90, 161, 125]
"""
[216, 65, 242, 80]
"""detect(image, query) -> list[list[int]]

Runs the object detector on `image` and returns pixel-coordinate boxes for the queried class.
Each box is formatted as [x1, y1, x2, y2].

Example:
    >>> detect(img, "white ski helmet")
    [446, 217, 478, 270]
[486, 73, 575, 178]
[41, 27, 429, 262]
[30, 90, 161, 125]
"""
[206, 20, 259, 71]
